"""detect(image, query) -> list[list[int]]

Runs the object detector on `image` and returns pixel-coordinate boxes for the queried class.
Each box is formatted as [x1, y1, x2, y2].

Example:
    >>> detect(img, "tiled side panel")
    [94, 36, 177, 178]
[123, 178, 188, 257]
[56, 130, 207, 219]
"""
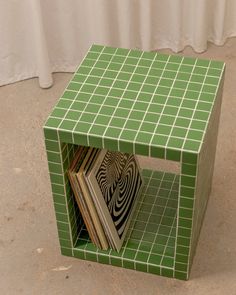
[44, 128, 83, 255]
[175, 74, 224, 280]
[189, 76, 225, 270]
[175, 152, 198, 280]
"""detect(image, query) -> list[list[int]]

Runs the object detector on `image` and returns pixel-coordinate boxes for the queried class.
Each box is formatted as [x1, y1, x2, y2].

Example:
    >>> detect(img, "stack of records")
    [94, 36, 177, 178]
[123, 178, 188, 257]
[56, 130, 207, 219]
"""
[68, 146, 143, 252]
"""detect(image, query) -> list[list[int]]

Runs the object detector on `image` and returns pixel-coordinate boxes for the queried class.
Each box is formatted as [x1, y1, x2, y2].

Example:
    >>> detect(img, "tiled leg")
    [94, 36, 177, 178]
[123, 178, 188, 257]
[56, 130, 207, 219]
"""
[188, 78, 224, 272]
[174, 152, 197, 280]
[44, 128, 82, 257]
[175, 78, 224, 280]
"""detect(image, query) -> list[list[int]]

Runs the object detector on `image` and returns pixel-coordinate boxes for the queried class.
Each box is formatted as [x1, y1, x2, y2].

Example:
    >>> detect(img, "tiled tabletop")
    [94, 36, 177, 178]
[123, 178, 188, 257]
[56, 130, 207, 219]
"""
[45, 44, 225, 159]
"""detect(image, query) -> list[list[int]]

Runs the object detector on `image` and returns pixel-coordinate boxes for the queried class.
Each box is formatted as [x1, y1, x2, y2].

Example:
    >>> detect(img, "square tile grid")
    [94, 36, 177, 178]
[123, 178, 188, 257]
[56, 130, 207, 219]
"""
[45, 44, 224, 159]
[44, 44, 225, 280]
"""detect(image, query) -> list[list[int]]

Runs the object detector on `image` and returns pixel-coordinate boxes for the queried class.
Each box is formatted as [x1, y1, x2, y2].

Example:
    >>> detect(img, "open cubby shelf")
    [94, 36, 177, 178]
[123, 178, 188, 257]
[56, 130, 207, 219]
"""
[73, 169, 179, 275]
[44, 44, 225, 280]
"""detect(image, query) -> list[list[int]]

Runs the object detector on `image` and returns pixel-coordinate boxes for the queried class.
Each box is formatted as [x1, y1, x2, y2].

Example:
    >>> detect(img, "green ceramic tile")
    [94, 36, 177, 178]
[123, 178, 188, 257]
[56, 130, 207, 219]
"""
[123, 260, 134, 270]
[61, 247, 73, 257]
[54, 202, 67, 215]
[175, 262, 188, 272]
[176, 244, 189, 257]
[151, 146, 165, 159]
[45, 140, 60, 153]
[58, 230, 71, 240]
[161, 268, 174, 278]
[181, 175, 196, 188]
[140, 122, 156, 133]
[166, 150, 181, 162]
[177, 227, 191, 238]
[171, 127, 187, 138]
[48, 162, 63, 175]
[50, 173, 63, 185]
[136, 251, 149, 262]
[62, 90, 78, 100]
[182, 152, 198, 164]
[67, 82, 83, 92]
[179, 208, 193, 219]
[175, 254, 189, 264]
[168, 138, 184, 149]
[52, 183, 65, 195]
[57, 221, 70, 232]
[178, 218, 192, 229]
[52, 193, 66, 205]
[105, 96, 121, 107]
[149, 265, 161, 275]
[123, 119, 140, 130]
[136, 262, 148, 272]
[148, 253, 162, 265]
[162, 256, 174, 268]
[183, 140, 201, 152]
[59, 238, 72, 248]
[174, 271, 188, 280]
[193, 66, 208, 75]
[177, 236, 191, 247]
[180, 187, 195, 198]
[109, 257, 122, 267]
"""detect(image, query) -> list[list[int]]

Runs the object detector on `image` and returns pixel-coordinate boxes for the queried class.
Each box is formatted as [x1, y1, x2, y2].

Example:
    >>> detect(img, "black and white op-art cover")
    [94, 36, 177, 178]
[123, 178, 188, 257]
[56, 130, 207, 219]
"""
[87, 150, 143, 252]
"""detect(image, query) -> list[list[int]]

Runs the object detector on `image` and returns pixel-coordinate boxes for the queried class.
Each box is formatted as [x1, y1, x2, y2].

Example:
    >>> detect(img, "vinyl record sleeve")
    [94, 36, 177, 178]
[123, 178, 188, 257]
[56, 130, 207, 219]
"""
[68, 146, 101, 247]
[68, 147, 108, 249]
[87, 150, 143, 252]
[84, 149, 115, 249]
[76, 147, 109, 250]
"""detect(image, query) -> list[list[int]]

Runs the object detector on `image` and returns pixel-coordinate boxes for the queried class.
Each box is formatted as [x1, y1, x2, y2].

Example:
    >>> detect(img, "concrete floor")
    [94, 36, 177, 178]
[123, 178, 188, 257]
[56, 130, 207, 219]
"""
[0, 38, 236, 295]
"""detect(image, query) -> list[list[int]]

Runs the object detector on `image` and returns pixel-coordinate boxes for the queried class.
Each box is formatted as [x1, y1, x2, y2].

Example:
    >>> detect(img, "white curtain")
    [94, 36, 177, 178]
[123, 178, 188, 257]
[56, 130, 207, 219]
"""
[1, 0, 236, 88]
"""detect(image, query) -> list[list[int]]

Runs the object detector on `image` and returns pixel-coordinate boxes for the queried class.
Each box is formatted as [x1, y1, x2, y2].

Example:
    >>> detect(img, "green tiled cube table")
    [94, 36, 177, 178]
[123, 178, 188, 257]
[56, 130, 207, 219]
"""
[44, 44, 225, 280]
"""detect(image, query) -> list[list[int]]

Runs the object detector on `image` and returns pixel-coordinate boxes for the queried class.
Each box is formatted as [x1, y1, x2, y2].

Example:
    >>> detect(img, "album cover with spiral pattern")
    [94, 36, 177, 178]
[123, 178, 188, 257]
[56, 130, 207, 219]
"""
[87, 150, 143, 252]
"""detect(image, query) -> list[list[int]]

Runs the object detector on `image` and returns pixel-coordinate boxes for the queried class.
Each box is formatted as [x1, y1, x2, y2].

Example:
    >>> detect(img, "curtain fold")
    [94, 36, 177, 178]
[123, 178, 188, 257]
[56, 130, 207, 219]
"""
[30, 0, 52, 88]
[1, 0, 236, 88]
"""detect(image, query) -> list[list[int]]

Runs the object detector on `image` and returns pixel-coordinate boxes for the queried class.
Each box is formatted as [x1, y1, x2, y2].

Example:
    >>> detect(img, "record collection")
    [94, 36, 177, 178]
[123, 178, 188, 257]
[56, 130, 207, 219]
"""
[68, 146, 143, 252]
